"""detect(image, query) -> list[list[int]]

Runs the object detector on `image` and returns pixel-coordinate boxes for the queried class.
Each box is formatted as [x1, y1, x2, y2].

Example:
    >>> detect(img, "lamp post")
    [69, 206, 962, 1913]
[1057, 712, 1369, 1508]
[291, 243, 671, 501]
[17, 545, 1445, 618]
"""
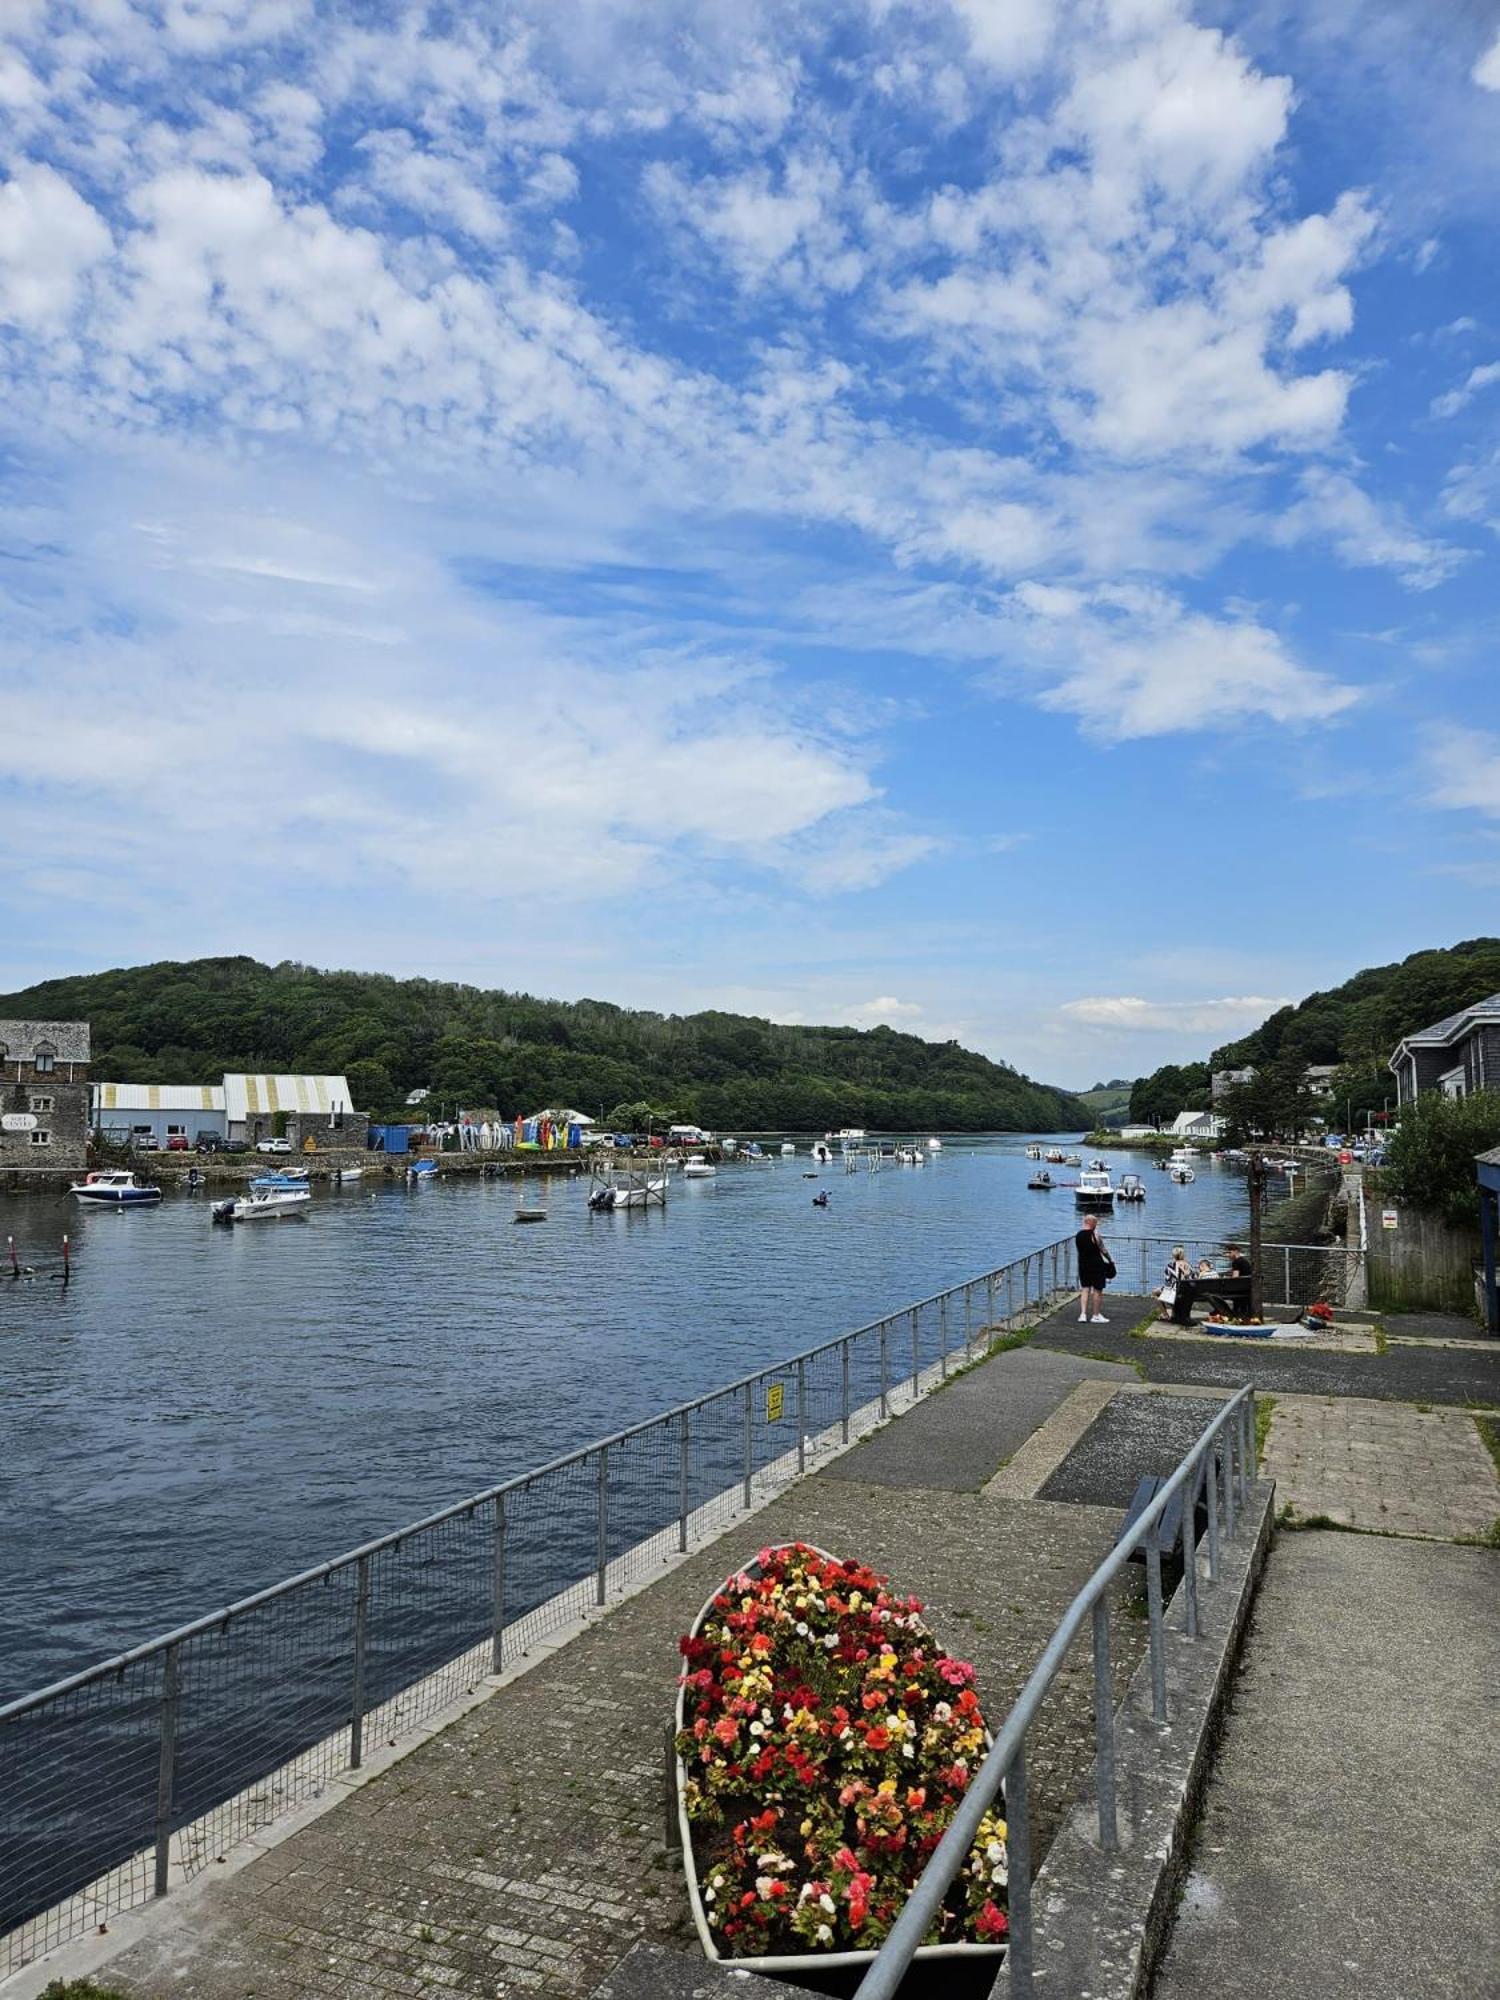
[1247, 1148, 1266, 1325]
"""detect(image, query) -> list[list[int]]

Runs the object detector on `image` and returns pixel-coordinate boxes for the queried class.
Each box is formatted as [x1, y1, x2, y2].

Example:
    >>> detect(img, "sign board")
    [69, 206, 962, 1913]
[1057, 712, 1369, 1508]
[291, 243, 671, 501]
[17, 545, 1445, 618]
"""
[1, 1113, 37, 1132]
[766, 1382, 785, 1423]
[1381, 1209, 1399, 1231]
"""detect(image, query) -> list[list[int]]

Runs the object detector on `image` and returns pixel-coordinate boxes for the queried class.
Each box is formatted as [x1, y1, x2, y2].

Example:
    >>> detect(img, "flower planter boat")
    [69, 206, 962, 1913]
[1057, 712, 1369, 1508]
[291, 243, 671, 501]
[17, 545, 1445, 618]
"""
[675, 1543, 1008, 1975]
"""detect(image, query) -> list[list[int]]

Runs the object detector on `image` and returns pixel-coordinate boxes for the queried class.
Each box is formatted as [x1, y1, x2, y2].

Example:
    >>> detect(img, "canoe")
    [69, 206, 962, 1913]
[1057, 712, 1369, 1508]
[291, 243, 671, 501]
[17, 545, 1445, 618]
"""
[674, 1542, 1009, 1973]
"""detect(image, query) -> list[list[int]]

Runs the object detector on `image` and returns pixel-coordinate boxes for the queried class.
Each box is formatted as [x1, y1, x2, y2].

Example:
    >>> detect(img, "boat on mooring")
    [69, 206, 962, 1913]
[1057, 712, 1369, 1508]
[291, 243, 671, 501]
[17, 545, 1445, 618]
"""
[1027, 1170, 1053, 1190]
[211, 1187, 312, 1223]
[682, 1155, 717, 1179]
[70, 1171, 162, 1206]
[1074, 1167, 1115, 1206]
[1025, 1143, 1044, 1160]
[1117, 1174, 1146, 1202]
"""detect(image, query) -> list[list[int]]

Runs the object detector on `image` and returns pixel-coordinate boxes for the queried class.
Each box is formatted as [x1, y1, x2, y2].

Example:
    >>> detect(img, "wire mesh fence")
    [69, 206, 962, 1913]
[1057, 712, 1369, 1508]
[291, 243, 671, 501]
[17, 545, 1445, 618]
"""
[1109, 1234, 1364, 1309]
[1, 1234, 1079, 1975]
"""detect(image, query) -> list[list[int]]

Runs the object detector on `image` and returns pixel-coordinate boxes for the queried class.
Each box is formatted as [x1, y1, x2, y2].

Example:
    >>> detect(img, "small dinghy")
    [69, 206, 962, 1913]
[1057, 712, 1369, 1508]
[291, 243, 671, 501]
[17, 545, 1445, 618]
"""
[513, 1209, 547, 1224]
[675, 1543, 1009, 1974]
[1026, 1170, 1053, 1190]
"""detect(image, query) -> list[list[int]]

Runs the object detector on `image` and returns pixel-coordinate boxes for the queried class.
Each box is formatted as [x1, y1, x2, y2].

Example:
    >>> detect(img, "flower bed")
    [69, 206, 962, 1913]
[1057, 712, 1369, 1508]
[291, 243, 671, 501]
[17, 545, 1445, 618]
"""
[674, 1542, 1009, 1971]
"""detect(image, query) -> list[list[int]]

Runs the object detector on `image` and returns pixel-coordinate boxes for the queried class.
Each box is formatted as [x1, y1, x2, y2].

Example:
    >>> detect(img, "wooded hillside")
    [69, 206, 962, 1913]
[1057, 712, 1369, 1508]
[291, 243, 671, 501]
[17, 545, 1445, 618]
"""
[0, 957, 1089, 1134]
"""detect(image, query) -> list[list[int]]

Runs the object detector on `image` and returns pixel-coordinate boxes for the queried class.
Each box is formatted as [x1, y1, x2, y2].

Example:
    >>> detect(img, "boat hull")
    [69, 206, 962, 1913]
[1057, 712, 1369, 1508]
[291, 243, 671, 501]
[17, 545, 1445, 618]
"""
[71, 1188, 161, 1205]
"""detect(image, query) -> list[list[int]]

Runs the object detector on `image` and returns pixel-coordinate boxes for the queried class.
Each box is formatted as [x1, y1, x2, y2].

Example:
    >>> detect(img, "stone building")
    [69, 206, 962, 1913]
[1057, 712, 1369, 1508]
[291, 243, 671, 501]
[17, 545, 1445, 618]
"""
[1389, 994, 1500, 1105]
[0, 1019, 91, 1172]
[222, 1073, 368, 1151]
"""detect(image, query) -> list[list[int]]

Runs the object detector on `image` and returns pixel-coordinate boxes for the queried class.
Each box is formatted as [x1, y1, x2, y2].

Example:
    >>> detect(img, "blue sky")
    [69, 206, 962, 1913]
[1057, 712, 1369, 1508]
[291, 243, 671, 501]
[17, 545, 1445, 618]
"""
[1, 0, 1497, 1089]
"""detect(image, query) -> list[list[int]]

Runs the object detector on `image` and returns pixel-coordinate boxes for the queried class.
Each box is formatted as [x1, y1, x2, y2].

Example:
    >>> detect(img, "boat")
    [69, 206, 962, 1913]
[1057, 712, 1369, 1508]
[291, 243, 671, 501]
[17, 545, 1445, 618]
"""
[70, 1171, 162, 1206]
[811, 1190, 830, 1207]
[1027, 1170, 1053, 1190]
[926, 1137, 942, 1151]
[250, 1168, 310, 1190]
[513, 1209, 547, 1224]
[407, 1159, 438, 1179]
[826, 1127, 866, 1144]
[1169, 1147, 1198, 1164]
[811, 1141, 833, 1164]
[675, 1543, 1006, 1975]
[333, 1166, 363, 1184]
[780, 1142, 796, 1156]
[211, 1187, 311, 1223]
[742, 1143, 773, 1166]
[588, 1174, 668, 1211]
[1024, 1144, 1044, 1160]
[682, 1155, 717, 1179]
[1117, 1174, 1146, 1202]
[1169, 1164, 1196, 1184]
[1087, 1158, 1107, 1172]
[894, 1145, 926, 1164]
[1063, 1153, 1083, 1167]
[1074, 1167, 1115, 1206]
[1044, 1148, 1065, 1164]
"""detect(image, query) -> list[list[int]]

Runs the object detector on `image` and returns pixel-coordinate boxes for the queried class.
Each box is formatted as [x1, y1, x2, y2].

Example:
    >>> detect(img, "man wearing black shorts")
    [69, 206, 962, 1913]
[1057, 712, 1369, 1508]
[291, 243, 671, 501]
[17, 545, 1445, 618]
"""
[1076, 1214, 1115, 1323]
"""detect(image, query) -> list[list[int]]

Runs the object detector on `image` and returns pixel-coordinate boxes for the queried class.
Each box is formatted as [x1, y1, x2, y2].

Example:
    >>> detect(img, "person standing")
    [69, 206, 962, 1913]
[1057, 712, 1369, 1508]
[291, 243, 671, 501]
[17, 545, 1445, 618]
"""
[1076, 1213, 1115, 1323]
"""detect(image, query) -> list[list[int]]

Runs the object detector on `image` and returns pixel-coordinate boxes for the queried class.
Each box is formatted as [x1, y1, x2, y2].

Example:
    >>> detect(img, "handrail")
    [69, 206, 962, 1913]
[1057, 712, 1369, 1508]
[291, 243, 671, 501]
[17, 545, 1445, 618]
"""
[853, 1384, 1257, 2000]
[0, 1233, 1077, 1723]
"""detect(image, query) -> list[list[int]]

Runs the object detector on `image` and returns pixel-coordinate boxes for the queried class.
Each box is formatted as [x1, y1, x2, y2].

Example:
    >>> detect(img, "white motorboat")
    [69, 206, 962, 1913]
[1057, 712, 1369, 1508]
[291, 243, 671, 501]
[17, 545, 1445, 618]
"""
[780, 1142, 795, 1156]
[682, 1155, 716, 1179]
[70, 1171, 162, 1206]
[926, 1137, 942, 1151]
[212, 1187, 311, 1223]
[1169, 1147, 1198, 1164]
[1117, 1174, 1146, 1202]
[1025, 1144, 1044, 1160]
[333, 1166, 363, 1184]
[588, 1175, 668, 1210]
[827, 1127, 866, 1143]
[810, 1141, 833, 1164]
[1074, 1167, 1115, 1206]
[1169, 1164, 1196, 1184]
[894, 1145, 926, 1164]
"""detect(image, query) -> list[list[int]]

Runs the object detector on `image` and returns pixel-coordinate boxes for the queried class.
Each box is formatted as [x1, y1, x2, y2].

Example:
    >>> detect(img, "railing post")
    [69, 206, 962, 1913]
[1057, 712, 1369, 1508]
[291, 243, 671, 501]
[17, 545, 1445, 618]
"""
[743, 1382, 753, 1507]
[796, 1358, 807, 1474]
[595, 1446, 608, 1605]
[964, 1284, 973, 1351]
[938, 1295, 949, 1379]
[1145, 1541, 1168, 1723]
[678, 1409, 691, 1553]
[1204, 1443, 1220, 1580]
[349, 1551, 371, 1770]
[1282, 1244, 1291, 1305]
[840, 1341, 850, 1443]
[490, 1491, 507, 1673]
[986, 1272, 995, 1330]
[1182, 1465, 1200, 1637]
[909, 1308, 919, 1394]
[879, 1321, 889, 1418]
[1007, 1743, 1034, 1998]
[1091, 1599, 1117, 1850]
[1006, 1262, 1015, 1327]
[153, 1641, 181, 1898]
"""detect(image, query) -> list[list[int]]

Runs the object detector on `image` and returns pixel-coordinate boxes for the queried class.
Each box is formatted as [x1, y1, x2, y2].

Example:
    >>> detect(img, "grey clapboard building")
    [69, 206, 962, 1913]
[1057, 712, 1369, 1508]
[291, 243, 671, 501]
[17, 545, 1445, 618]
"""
[1389, 993, 1500, 1105]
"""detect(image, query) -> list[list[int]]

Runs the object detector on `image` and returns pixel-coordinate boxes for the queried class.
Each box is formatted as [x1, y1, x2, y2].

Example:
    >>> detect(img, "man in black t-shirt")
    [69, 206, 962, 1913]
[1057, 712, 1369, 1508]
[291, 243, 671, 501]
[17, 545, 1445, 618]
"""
[1076, 1214, 1115, 1323]
[1226, 1244, 1253, 1278]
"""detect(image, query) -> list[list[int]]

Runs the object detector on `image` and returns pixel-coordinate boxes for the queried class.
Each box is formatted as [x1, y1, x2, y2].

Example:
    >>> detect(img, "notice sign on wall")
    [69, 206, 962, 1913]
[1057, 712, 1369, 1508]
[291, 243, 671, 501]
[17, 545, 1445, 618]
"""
[766, 1382, 785, 1423]
[1, 1113, 37, 1132]
[1381, 1209, 1399, 1231]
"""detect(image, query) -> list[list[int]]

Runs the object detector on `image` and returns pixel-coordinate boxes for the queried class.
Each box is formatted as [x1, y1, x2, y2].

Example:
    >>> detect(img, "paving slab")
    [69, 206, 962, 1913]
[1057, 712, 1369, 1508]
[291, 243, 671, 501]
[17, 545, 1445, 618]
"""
[823, 1340, 1140, 1491]
[1263, 1394, 1500, 1540]
[1036, 1394, 1233, 1509]
[1152, 1531, 1500, 2000]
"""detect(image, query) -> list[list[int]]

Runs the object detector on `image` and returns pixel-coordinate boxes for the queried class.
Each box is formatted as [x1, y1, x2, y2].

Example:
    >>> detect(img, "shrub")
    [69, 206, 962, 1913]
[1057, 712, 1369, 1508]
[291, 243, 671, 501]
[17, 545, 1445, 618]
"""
[1380, 1091, 1500, 1228]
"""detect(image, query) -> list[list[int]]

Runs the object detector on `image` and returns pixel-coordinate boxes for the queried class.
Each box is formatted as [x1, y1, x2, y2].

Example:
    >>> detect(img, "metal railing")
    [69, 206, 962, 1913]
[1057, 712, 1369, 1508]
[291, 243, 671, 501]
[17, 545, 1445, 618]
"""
[1106, 1232, 1363, 1309]
[854, 1384, 1258, 2000]
[0, 1233, 1081, 1974]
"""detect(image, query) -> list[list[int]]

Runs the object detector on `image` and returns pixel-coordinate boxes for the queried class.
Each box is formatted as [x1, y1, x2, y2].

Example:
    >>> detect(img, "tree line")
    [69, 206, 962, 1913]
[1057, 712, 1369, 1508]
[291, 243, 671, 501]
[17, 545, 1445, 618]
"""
[0, 956, 1089, 1133]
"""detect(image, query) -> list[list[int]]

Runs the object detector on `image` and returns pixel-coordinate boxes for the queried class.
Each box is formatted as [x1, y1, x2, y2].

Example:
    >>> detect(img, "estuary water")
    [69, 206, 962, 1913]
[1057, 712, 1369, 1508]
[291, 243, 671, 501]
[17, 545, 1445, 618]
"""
[0, 1136, 1253, 1704]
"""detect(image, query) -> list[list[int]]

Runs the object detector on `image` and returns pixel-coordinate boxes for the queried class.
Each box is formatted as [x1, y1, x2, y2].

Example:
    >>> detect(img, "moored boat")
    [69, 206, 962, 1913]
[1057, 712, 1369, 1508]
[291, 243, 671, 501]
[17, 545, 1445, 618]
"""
[211, 1187, 311, 1223]
[682, 1155, 717, 1179]
[70, 1171, 162, 1206]
[1117, 1174, 1146, 1202]
[1027, 1170, 1053, 1190]
[1024, 1144, 1044, 1160]
[1074, 1167, 1115, 1206]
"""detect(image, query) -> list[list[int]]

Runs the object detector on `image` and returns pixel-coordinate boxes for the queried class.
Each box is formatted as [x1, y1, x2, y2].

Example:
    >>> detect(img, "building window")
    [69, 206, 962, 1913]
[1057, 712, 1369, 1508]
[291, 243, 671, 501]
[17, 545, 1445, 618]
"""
[30, 1129, 51, 1146]
[30, 1095, 54, 1113]
[34, 1044, 56, 1074]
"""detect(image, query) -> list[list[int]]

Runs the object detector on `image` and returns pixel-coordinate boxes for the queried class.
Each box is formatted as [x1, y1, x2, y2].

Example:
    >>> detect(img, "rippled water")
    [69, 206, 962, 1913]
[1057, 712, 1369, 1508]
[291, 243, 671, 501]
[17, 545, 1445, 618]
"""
[0, 1136, 1251, 1702]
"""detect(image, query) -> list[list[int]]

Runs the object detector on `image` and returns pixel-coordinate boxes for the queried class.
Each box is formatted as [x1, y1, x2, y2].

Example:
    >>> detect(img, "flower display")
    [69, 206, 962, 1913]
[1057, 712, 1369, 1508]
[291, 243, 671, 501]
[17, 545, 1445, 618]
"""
[676, 1543, 1009, 1959]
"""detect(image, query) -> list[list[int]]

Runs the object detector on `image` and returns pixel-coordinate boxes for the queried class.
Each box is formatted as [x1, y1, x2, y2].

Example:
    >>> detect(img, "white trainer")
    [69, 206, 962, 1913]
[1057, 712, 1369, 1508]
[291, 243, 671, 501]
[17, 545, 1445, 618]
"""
[1090, 1313, 1109, 1323]
[1078, 1313, 1088, 1322]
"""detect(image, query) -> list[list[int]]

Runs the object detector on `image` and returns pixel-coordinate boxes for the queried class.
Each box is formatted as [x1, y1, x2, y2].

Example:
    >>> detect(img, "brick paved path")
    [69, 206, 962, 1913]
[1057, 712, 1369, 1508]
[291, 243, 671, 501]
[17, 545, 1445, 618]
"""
[1264, 1394, 1500, 1540]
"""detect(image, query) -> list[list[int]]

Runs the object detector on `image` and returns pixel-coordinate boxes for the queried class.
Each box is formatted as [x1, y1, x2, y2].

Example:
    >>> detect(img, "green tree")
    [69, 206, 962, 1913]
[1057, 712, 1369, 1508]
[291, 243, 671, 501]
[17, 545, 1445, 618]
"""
[1380, 1091, 1500, 1228]
[1218, 1054, 1320, 1142]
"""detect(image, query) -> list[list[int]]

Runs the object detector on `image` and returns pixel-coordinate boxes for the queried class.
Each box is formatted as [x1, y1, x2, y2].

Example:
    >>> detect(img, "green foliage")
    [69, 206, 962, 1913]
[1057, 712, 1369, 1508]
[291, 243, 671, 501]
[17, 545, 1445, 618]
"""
[1210, 937, 1500, 1071]
[1379, 1090, 1500, 1229]
[40, 1982, 131, 1999]
[1078, 1083, 1132, 1128]
[1321, 1060, 1395, 1130]
[1128, 1061, 1210, 1125]
[0, 956, 1090, 1134]
[1218, 1053, 1322, 1142]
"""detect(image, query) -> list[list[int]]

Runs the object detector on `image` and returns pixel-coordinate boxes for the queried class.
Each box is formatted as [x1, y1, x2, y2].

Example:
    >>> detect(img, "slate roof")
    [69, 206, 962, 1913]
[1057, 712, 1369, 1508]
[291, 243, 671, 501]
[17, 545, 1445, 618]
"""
[0, 1019, 91, 1062]
[1393, 994, 1500, 1052]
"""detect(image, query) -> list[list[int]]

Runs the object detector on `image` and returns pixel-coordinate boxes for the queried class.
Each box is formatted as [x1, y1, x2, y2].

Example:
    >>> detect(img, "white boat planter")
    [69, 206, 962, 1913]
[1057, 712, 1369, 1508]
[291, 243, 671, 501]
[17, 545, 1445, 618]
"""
[674, 1542, 1010, 1974]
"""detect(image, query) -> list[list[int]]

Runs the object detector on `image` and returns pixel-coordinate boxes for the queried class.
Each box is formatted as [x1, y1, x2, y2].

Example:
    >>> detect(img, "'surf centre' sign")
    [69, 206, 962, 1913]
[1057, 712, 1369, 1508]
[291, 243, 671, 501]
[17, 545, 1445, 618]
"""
[1, 1113, 38, 1133]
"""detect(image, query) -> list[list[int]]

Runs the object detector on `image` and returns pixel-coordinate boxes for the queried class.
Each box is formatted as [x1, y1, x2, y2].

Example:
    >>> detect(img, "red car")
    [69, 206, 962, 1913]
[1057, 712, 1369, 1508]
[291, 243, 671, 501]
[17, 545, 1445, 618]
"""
[167, 1135, 190, 1151]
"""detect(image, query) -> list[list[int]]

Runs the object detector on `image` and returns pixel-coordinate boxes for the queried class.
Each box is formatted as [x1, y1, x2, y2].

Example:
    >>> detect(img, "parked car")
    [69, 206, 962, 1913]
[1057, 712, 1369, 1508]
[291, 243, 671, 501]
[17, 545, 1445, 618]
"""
[196, 1132, 223, 1152]
[167, 1135, 190, 1151]
[133, 1133, 160, 1151]
[225, 1138, 249, 1153]
[256, 1136, 292, 1154]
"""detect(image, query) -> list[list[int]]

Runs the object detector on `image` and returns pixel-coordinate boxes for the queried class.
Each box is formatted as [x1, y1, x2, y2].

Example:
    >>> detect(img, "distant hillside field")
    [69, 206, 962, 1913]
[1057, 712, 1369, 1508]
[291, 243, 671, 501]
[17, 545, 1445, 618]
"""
[1078, 1084, 1133, 1128]
[0, 957, 1090, 1134]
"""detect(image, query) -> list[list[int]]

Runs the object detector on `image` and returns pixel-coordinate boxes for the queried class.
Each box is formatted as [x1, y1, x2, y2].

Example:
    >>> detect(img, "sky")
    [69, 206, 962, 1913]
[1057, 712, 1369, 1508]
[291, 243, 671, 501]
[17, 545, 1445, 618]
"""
[1, 0, 1498, 1090]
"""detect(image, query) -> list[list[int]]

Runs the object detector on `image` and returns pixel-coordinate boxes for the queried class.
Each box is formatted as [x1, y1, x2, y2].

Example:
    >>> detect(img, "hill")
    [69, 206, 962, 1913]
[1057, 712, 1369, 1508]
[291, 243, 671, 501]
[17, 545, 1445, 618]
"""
[0, 957, 1090, 1134]
[1207, 937, 1500, 1071]
[1078, 1083, 1133, 1128]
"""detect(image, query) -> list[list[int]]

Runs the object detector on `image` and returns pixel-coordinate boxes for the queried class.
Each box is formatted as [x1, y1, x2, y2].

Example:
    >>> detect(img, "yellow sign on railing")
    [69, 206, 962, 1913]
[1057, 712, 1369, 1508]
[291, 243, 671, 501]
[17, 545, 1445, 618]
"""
[766, 1382, 784, 1423]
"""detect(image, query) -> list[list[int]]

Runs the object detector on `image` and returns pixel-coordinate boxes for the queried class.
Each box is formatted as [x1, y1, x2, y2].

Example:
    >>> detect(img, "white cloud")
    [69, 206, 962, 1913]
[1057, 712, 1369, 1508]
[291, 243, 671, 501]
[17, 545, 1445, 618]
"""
[1431, 361, 1500, 420]
[0, 163, 111, 327]
[1473, 30, 1500, 91]
[1423, 726, 1500, 821]
[1061, 994, 1292, 1032]
[1271, 468, 1464, 590]
[841, 995, 925, 1028]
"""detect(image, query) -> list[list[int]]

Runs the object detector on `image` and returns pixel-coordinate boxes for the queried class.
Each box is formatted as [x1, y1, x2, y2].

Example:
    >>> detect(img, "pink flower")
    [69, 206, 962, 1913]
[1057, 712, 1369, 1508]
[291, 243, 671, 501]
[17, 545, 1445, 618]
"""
[938, 1657, 976, 1687]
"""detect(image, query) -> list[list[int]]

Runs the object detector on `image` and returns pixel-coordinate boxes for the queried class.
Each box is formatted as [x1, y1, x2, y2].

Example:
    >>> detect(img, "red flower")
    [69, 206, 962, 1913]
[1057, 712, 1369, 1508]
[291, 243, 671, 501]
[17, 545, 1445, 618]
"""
[975, 1901, 1009, 1940]
[864, 1725, 892, 1752]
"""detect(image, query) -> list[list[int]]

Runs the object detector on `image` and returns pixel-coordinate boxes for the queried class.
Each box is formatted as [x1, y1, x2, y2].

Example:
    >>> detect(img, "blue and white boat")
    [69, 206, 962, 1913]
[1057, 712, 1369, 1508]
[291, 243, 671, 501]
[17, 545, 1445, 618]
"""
[251, 1169, 310, 1191]
[70, 1171, 162, 1206]
[408, 1159, 438, 1179]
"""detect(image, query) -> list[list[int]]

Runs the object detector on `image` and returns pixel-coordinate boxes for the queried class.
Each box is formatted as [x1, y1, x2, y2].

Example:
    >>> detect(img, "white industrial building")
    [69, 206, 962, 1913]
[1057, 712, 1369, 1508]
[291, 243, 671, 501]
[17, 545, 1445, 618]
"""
[93, 1081, 226, 1149]
[223, 1073, 364, 1147]
[92, 1073, 366, 1151]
